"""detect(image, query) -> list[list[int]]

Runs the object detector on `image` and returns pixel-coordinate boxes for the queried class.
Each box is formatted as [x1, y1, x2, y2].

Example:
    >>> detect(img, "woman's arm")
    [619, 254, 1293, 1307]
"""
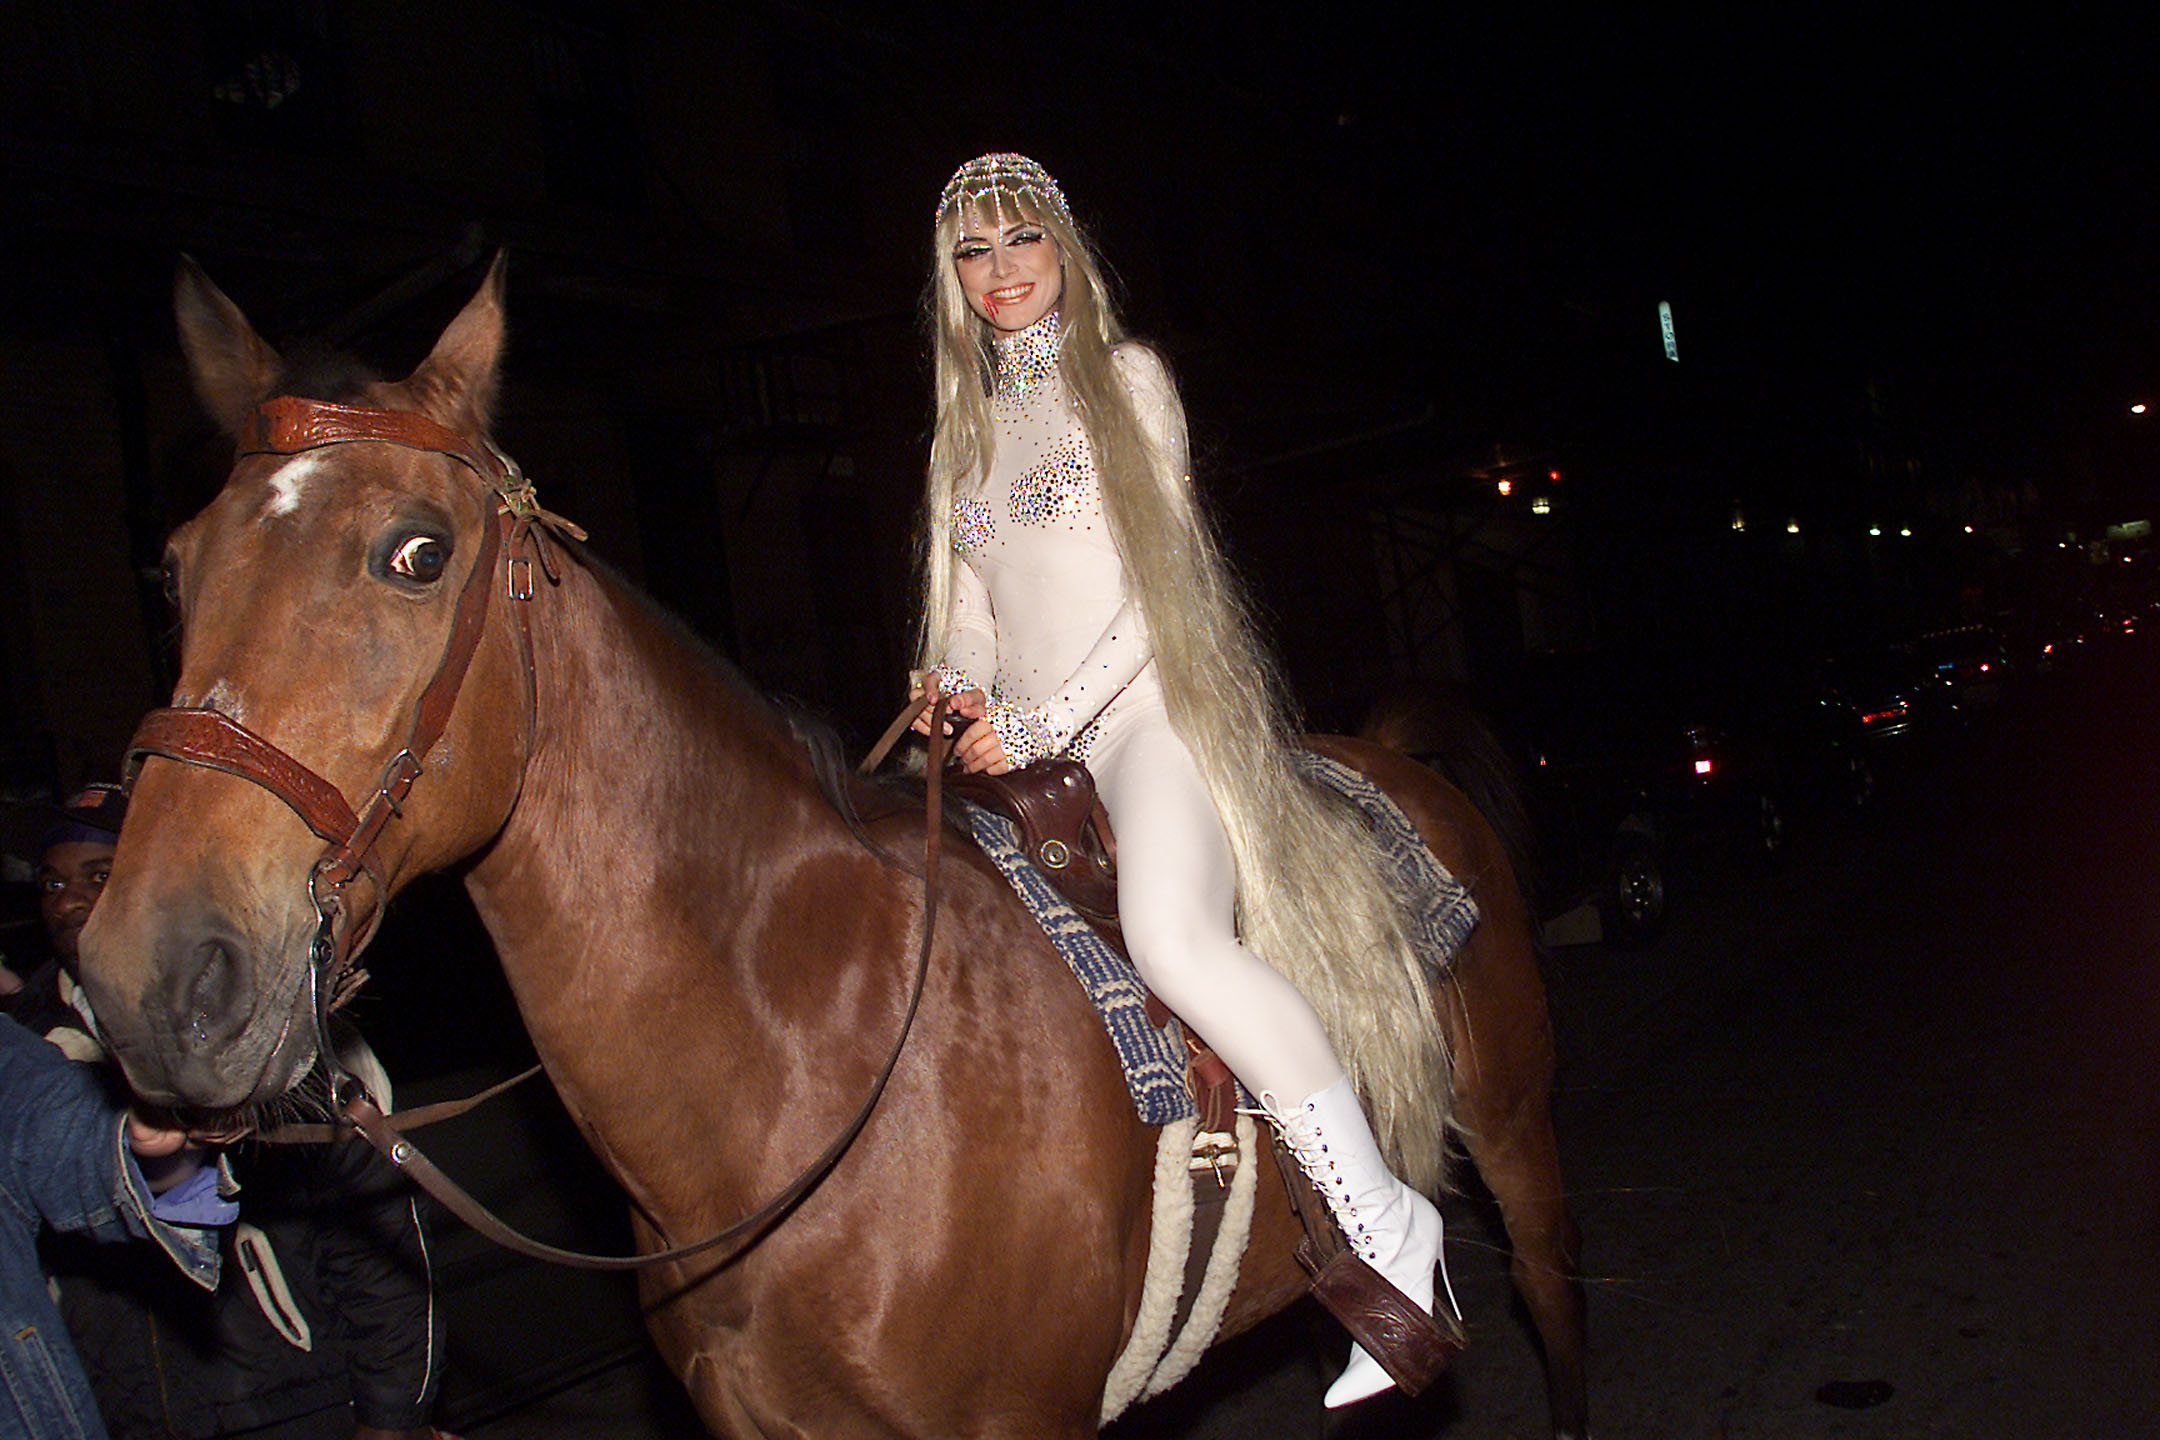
[915, 554, 1001, 736]
[971, 600, 1152, 767]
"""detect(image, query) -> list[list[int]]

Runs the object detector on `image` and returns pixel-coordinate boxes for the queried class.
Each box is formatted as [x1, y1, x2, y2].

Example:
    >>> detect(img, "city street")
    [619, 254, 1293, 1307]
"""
[447, 649, 2159, 1439]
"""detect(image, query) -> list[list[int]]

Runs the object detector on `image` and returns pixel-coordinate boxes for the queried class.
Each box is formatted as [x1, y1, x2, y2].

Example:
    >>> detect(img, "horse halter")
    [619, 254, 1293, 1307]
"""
[124, 394, 580, 1021]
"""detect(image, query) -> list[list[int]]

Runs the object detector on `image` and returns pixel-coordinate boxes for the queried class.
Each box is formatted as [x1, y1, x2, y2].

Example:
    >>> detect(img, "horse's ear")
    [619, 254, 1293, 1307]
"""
[175, 256, 283, 435]
[402, 251, 508, 436]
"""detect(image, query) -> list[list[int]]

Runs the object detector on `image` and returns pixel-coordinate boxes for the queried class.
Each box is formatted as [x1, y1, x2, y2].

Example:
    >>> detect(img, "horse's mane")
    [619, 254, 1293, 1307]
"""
[251, 342, 907, 860]
[574, 546, 910, 857]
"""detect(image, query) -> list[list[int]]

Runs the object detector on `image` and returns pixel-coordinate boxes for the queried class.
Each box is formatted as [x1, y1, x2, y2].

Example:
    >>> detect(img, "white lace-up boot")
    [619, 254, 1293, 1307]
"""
[1260, 1077, 1446, 1407]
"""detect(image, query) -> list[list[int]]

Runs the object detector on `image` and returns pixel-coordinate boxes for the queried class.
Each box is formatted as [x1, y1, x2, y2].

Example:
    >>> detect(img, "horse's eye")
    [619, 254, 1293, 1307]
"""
[388, 535, 450, 583]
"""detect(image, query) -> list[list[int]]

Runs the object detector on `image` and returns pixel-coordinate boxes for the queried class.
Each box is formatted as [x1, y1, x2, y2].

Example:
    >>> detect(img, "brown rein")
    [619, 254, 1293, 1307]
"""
[128, 394, 953, 1272]
[327, 690, 952, 1273]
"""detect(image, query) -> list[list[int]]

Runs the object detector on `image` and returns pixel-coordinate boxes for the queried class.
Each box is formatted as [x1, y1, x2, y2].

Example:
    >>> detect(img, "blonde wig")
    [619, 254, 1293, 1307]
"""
[915, 158, 1453, 1193]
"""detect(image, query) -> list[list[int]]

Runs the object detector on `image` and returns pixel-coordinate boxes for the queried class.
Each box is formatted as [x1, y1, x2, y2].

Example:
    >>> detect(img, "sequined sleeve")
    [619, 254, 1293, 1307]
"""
[929, 555, 1000, 699]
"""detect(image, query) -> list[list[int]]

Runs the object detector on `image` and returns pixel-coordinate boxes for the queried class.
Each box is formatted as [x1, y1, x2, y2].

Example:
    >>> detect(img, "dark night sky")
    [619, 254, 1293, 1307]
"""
[1044, 9, 2160, 491]
[9, 3, 2160, 771]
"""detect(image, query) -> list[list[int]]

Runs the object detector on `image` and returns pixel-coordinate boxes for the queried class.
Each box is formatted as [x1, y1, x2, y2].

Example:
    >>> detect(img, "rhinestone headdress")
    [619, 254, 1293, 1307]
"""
[936, 153, 1071, 226]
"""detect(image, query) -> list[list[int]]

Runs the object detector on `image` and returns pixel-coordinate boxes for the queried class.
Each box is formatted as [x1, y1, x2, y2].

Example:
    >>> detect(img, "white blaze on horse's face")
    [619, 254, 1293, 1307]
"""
[259, 454, 327, 520]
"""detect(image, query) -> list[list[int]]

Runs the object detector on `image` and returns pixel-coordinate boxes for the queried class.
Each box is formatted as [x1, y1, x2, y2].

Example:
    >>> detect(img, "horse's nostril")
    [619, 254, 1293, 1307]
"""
[185, 936, 247, 1043]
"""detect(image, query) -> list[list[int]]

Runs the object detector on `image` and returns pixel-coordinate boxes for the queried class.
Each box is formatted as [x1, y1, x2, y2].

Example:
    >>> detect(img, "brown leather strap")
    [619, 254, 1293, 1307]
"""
[857, 691, 935, 775]
[253, 1064, 546, 1145]
[1167, 1161, 1234, 1344]
[319, 502, 506, 888]
[127, 708, 361, 845]
[333, 693, 955, 1271]
[1300, 1242, 1464, 1396]
[241, 396, 508, 490]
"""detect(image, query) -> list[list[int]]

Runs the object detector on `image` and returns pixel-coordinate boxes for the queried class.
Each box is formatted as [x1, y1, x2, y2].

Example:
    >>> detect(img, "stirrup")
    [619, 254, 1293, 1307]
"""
[1245, 1093, 1465, 1397]
[1299, 1240, 1464, 1397]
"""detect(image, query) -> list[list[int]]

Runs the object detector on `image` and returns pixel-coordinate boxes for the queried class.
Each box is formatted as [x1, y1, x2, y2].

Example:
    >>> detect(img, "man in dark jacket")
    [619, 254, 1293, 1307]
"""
[22, 785, 450, 1440]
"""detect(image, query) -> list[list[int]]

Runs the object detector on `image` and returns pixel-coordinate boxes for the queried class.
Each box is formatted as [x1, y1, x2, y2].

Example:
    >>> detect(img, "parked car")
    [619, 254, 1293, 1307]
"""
[1813, 646, 1925, 749]
[1911, 624, 2012, 719]
[1489, 656, 1802, 947]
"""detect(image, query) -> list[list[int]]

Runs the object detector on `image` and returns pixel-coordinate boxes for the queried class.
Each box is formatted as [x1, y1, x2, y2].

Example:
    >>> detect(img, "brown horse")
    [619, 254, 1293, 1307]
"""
[79, 261, 1587, 1439]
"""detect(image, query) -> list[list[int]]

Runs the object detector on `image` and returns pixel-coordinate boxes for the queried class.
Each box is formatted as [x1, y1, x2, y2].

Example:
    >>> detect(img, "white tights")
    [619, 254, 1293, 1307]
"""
[1088, 704, 1344, 1102]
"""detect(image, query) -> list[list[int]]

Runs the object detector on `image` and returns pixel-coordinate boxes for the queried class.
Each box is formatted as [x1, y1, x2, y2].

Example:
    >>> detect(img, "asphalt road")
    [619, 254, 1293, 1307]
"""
[451, 645, 2160, 1439]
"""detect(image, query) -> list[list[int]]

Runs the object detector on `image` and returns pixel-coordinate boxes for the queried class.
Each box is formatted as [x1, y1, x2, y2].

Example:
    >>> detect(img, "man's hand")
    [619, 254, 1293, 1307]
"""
[124, 1107, 210, 1194]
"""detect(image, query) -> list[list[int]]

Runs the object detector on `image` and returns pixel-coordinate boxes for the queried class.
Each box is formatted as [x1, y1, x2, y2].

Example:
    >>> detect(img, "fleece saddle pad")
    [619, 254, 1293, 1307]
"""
[957, 750, 1480, 1125]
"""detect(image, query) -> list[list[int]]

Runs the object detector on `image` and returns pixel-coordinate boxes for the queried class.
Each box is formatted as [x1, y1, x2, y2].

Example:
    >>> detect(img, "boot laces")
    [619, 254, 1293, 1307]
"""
[1244, 1092, 1375, 1258]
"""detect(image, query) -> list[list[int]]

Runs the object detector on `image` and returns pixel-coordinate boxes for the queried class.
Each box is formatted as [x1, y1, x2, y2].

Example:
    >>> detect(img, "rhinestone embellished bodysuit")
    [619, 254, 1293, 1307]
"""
[928, 308, 1348, 1133]
[933, 313, 1166, 761]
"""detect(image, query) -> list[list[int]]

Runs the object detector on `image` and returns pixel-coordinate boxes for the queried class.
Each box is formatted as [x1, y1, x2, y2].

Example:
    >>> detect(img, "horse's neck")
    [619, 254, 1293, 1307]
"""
[462, 562, 869, 1146]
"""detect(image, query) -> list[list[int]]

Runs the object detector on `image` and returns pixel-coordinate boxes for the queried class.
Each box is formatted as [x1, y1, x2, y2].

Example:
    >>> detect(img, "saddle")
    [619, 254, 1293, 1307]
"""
[945, 759, 1120, 937]
[947, 756, 1462, 1394]
[945, 759, 1235, 1132]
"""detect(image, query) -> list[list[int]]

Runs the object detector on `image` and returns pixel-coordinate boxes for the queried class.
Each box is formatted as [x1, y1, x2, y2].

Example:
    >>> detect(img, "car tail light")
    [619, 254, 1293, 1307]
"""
[1861, 704, 1907, 726]
[1694, 758, 1714, 775]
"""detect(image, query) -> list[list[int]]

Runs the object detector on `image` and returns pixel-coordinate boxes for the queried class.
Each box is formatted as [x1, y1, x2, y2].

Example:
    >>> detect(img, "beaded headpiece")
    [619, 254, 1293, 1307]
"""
[936, 153, 1071, 227]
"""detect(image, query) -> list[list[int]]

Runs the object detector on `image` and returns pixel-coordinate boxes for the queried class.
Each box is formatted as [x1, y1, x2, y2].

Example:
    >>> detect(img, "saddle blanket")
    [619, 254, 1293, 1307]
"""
[957, 749, 1479, 1124]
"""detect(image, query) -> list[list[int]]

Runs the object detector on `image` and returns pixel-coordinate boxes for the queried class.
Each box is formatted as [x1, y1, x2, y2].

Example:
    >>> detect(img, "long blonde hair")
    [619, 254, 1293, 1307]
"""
[916, 173, 1452, 1191]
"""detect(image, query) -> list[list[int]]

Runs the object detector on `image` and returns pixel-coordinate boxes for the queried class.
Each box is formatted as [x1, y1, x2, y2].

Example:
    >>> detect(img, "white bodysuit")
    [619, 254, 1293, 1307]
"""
[931, 314, 1340, 1098]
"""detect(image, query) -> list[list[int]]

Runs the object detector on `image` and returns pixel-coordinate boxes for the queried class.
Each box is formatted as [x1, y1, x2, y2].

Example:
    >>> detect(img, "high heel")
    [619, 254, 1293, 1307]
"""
[1258, 1078, 1448, 1407]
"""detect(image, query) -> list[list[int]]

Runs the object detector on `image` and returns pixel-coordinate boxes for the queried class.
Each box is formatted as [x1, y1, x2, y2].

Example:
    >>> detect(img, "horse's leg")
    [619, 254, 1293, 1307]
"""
[1441, 926, 1589, 1440]
[1301, 736, 1588, 1439]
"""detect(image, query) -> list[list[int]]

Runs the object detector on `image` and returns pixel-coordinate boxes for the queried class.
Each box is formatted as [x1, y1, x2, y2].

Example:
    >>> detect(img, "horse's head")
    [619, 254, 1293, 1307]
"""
[80, 258, 540, 1113]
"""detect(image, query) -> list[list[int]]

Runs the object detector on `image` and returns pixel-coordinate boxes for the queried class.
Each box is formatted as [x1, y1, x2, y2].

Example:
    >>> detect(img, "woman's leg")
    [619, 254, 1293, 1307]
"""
[1091, 712, 1447, 1408]
[1090, 716, 1340, 1099]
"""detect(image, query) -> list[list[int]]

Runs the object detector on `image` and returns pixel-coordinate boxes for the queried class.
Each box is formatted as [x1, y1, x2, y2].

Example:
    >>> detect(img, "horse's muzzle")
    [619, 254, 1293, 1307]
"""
[84, 904, 318, 1111]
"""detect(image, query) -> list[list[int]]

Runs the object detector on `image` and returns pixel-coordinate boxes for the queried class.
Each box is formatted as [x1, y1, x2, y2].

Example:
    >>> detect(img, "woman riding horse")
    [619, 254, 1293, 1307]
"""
[77, 249, 1587, 1438]
[910, 153, 1448, 1407]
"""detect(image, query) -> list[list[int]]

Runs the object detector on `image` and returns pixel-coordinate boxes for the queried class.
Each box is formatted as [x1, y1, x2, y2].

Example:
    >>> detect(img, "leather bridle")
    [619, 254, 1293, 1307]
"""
[125, 396, 571, 1025]
[123, 393, 952, 1272]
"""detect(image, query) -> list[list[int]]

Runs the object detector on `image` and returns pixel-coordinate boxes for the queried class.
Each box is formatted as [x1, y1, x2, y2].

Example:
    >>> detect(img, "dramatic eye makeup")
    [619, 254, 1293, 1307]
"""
[952, 223, 1047, 262]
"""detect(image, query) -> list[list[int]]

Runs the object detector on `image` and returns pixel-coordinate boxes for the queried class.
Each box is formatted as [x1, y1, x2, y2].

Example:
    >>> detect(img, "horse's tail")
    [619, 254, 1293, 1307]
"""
[1360, 682, 1543, 917]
